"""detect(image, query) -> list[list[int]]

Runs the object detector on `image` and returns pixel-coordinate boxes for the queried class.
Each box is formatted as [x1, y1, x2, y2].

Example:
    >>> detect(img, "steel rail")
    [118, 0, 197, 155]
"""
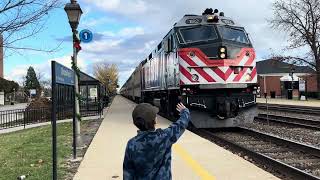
[255, 114, 320, 131]
[198, 127, 320, 180]
[257, 103, 320, 115]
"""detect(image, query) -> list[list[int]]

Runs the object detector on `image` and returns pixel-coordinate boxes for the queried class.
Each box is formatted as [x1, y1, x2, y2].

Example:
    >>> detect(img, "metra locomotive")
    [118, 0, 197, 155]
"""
[120, 9, 257, 128]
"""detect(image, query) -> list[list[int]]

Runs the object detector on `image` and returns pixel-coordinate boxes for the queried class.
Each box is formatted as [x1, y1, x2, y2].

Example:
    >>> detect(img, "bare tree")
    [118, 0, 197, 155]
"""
[0, 0, 61, 52]
[270, 0, 320, 98]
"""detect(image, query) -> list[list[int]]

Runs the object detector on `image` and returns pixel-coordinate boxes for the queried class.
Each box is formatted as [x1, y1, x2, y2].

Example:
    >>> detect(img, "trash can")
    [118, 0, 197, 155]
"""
[270, 91, 276, 98]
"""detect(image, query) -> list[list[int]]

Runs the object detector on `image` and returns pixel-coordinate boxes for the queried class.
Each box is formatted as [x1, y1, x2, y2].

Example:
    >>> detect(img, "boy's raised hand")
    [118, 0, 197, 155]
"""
[176, 103, 187, 113]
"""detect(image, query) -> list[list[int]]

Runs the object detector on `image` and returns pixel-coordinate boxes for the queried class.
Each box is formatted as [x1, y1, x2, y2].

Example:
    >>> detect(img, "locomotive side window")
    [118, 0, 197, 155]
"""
[171, 34, 176, 50]
[217, 26, 250, 44]
[157, 42, 162, 51]
[179, 25, 218, 43]
[168, 37, 172, 52]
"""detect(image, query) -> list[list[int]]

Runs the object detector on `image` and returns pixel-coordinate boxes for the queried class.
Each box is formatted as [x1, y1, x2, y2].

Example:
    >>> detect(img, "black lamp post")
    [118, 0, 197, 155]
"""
[64, 0, 83, 161]
[290, 67, 295, 90]
[289, 66, 295, 100]
[64, 1, 82, 31]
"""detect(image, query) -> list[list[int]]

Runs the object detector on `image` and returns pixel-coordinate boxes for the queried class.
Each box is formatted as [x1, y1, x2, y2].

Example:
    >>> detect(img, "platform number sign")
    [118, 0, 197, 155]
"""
[79, 29, 93, 43]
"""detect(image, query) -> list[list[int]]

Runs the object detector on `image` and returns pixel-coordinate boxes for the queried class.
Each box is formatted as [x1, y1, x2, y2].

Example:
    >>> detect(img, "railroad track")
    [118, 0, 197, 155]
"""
[257, 103, 320, 115]
[199, 127, 320, 180]
[255, 114, 320, 130]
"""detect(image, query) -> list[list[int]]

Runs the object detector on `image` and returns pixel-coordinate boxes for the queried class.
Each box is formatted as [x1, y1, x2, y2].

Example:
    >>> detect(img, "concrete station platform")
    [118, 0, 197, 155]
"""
[74, 96, 279, 180]
[257, 98, 320, 107]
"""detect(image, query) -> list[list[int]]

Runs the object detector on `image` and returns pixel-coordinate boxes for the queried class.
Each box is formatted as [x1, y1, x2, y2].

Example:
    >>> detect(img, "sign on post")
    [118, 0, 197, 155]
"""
[55, 62, 75, 86]
[0, 91, 4, 106]
[29, 89, 37, 96]
[79, 29, 93, 43]
[51, 61, 76, 180]
[90, 88, 98, 98]
[299, 79, 306, 92]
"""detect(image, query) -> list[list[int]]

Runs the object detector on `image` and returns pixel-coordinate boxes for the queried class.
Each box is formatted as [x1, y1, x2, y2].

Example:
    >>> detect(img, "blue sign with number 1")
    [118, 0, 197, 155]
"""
[79, 29, 93, 43]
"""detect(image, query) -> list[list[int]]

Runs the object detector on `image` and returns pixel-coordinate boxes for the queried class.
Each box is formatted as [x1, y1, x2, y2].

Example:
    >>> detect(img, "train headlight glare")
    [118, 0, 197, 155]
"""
[207, 15, 214, 20]
[220, 47, 226, 53]
[191, 74, 199, 82]
[220, 53, 226, 59]
[246, 73, 252, 81]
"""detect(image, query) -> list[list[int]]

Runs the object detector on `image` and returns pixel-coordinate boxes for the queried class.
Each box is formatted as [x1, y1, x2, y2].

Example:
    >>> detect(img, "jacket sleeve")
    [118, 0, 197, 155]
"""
[123, 144, 134, 180]
[163, 109, 191, 145]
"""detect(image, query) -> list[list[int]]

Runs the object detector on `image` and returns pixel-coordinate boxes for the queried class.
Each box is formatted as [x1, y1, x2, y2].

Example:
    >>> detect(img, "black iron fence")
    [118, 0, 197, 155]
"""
[0, 104, 102, 130]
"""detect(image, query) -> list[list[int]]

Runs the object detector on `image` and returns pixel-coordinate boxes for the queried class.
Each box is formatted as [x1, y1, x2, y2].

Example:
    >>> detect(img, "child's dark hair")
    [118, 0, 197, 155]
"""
[133, 117, 156, 131]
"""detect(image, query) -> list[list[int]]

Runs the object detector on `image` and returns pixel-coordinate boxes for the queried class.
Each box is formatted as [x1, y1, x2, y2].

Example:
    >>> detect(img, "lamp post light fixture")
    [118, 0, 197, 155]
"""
[64, 0, 83, 160]
[64, 1, 82, 31]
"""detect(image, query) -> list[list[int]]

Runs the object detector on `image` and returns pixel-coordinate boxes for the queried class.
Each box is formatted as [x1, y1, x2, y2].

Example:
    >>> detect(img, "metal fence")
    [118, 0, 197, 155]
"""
[0, 104, 102, 130]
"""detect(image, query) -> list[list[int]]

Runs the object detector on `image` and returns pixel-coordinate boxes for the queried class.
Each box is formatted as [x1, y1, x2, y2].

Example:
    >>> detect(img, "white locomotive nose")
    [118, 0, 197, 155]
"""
[120, 8, 257, 128]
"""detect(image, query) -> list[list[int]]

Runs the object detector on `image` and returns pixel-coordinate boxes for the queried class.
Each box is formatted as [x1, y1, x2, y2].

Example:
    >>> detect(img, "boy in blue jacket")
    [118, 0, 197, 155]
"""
[123, 103, 190, 180]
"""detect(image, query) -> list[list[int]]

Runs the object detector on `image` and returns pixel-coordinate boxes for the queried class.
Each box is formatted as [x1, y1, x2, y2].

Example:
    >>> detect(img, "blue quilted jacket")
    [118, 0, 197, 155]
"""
[123, 109, 190, 180]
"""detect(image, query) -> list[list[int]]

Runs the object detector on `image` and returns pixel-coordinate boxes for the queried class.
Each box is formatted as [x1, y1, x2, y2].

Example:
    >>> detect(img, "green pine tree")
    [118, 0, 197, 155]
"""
[0, 77, 19, 94]
[24, 66, 41, 96]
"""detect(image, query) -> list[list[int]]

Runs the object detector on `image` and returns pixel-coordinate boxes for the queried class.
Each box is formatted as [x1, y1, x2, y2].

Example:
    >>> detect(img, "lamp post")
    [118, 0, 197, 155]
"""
[13, 88, 15, 102]
[289, 66, 295, 100]
[64, 0, 83, 159]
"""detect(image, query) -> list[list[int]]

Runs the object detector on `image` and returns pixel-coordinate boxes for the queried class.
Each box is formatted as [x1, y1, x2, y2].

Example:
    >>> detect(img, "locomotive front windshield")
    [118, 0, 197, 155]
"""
[178, 25, 250, 45]
[217, 26, 250, 44]
[179, 26, 218, 43]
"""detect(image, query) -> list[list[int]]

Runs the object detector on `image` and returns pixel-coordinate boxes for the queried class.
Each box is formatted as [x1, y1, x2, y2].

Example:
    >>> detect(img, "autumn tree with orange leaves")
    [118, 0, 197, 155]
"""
[94, 63, 119, 95]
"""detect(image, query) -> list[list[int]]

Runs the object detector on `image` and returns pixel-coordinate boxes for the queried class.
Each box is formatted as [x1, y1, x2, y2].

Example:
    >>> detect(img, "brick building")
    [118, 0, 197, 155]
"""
[257, 59, 317, 99]
[0, 34, 3, 78]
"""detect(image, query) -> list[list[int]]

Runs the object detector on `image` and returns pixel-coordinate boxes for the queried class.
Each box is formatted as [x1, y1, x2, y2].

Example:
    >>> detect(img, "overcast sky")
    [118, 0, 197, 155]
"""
[4, 0, 291, 86]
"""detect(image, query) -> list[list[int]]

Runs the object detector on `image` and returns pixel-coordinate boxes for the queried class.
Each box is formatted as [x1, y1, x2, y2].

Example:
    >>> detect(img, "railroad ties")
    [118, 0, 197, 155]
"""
[189, 103, 320, 179]
[200, 128, 320, 180]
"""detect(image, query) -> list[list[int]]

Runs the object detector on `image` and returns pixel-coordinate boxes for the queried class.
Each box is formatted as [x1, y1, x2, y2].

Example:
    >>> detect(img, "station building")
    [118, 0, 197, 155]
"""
[257, 59, 317, 99]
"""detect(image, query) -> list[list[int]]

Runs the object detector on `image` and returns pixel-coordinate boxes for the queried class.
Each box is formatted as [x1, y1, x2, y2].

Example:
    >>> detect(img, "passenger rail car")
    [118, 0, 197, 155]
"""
[120, 9, 258, 128]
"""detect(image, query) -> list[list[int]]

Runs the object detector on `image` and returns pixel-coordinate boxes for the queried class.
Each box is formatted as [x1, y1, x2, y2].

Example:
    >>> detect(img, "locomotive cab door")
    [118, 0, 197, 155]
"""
[164, 34, 179, 88]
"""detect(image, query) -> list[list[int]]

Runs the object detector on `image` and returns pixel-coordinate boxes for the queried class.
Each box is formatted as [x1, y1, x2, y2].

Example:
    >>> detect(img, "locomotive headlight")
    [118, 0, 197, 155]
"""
[220, 47, 226, 53]
[207, 15, 214, 21]
[191, 74, 199, 82]
[246, 73, 252, 81]
[219, 47, 227, 59]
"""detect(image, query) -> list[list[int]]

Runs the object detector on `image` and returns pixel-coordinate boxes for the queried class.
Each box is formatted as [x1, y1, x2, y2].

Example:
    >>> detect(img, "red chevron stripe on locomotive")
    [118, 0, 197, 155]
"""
[178, 48, 256, 85]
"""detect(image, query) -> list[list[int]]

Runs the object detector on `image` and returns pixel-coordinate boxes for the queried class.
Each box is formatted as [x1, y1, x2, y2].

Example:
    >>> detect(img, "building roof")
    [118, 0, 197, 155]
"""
[80, 71, 100, 84]
[257, 59, 315, 74]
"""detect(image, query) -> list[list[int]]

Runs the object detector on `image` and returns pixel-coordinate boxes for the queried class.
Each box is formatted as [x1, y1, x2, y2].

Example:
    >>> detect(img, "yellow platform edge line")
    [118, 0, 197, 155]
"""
[173, 144, 216, 180]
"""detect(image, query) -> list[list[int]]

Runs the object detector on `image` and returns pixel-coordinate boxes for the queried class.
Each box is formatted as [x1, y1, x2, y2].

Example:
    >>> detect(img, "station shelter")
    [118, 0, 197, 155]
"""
[257, 59, 317, 99]
[79, 71, 107, 116]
